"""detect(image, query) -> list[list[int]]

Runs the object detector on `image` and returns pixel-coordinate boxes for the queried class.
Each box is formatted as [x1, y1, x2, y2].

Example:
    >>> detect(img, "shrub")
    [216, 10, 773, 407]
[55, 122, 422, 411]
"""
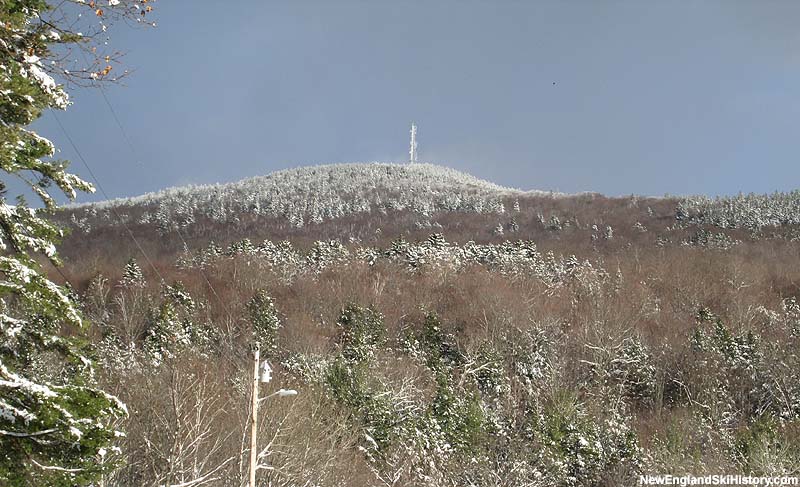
[535, 391, 643, 486]
[430, 372, 485, 455]
[338, 304, 386, 364]
[401, 313, 463, 371]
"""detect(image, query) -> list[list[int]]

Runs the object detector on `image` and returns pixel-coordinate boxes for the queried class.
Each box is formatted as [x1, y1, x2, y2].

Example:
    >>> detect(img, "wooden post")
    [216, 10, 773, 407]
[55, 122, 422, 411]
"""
[249, 346, 260, 487]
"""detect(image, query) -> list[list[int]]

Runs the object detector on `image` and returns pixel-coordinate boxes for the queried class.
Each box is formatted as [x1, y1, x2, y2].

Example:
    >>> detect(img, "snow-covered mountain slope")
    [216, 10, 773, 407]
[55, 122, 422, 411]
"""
[67, 163, 531, 231]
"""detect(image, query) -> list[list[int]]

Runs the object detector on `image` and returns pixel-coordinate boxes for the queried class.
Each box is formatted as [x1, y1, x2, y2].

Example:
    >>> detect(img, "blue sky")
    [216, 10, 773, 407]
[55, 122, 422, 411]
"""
[35, 1, 800, 201]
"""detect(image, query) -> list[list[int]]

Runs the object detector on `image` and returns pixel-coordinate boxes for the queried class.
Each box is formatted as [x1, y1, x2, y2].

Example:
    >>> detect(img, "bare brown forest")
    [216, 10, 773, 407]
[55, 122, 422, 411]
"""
[48, 188, 800, 486]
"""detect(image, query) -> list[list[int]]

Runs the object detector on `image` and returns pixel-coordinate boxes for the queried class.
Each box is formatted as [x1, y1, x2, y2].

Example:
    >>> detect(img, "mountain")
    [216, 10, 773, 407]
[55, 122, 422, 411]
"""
[61, 161, 800, 268]
[56, 162, 675, 270]
[66, 163, 533, 232]
[46, 163, 800, 487]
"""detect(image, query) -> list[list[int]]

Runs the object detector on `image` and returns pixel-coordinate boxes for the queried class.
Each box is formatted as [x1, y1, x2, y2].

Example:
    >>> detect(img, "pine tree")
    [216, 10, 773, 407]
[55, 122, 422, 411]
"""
[247, 290, 281, 356]
[120, 258, 146, 288]
[0, 2, 153, 484]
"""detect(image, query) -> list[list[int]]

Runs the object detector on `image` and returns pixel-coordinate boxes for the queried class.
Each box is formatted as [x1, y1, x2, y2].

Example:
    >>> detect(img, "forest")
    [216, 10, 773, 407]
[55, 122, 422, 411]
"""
[43, 177, 800, 486]
[2, 1, 800, 486]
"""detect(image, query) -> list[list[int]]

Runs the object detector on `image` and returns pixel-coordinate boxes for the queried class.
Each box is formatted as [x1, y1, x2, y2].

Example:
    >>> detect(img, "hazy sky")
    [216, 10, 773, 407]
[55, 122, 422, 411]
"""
[34, 1, 800, 201]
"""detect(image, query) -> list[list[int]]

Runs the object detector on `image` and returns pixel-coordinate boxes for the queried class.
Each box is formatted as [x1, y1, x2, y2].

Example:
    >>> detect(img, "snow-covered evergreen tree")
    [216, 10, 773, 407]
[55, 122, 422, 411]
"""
[247, 290, 282, 356]
[120, 258, 146, 289]
[0, 2, 152, 483]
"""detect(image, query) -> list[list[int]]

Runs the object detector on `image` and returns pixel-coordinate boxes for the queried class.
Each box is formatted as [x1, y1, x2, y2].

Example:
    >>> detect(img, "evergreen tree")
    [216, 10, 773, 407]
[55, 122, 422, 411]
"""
[120, 258, 145, 288]
[246, 290, 281, 356]
[0, 2, 153, 483]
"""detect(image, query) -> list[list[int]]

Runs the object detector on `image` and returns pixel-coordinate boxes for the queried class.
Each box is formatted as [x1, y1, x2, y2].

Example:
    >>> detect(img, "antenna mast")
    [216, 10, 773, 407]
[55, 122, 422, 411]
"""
[409, 122, 418, 164]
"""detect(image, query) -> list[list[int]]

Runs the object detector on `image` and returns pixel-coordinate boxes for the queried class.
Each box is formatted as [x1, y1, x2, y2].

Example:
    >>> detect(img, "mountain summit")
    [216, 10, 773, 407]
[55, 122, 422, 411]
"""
[71, 163, 525, 230]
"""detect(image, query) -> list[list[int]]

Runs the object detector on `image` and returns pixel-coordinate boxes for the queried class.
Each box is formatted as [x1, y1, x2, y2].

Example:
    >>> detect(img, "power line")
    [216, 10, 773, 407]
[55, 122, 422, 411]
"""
[47, 257, 73, 288]
[174, 224, 235, 323]
[86, 85, 236, 324]
[98, 85, 143, 166]
[50, 110, 166, 284]
[78, 49, 142, 166]
[27, 172, 78, 289]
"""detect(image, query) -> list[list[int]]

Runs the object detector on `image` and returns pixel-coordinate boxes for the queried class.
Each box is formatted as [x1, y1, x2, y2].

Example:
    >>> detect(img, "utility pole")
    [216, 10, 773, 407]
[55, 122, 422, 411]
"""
[249, 346, 260, 487]
[409, 122, 418, 164]
[247, 346, 295, 487]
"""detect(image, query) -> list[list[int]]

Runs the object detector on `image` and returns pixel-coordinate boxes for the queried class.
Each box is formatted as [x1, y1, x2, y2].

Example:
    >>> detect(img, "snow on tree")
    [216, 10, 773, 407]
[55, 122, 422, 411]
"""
[247, 290, 282, 356]
[120, 258, 146, 289]
[71, 162, 525, 230]
[677, 190, 800, 230]
[0, 1, 153, 484]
